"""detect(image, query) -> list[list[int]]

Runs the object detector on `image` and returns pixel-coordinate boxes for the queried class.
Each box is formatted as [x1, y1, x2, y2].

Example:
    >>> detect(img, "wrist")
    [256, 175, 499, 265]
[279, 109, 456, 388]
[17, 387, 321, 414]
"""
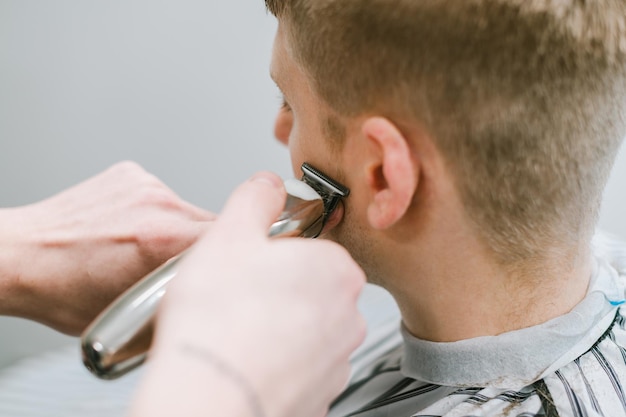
[131, 342, 265, 417]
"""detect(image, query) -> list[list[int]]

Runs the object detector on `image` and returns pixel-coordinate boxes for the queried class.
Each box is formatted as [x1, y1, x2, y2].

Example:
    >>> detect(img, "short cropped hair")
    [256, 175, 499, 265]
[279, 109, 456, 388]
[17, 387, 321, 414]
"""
[266, 0, 626, 265]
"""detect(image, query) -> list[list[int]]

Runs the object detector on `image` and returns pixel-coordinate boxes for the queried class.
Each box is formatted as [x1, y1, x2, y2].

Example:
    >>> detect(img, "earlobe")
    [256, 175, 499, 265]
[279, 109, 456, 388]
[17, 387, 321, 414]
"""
[362, 117, 418, 230]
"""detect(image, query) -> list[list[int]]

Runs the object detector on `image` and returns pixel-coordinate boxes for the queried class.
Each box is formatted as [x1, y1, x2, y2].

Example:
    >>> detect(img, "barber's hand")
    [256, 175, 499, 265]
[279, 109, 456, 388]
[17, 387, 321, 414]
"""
[130, 172, 366, 417]
[0, 161, 214, 334]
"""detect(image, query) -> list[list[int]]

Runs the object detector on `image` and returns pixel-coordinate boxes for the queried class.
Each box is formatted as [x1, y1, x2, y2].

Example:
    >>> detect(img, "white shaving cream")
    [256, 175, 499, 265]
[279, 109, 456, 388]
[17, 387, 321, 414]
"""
[283, 178, 322, 201]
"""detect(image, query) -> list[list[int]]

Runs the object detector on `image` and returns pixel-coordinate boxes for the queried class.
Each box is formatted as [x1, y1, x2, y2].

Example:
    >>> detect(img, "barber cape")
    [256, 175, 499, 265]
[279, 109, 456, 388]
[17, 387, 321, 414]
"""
[330, 232, 626, 417]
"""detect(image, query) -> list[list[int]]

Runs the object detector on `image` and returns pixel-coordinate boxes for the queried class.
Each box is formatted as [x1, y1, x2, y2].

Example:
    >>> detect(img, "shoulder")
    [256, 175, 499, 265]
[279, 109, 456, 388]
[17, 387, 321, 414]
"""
[541, 310, 626, 417]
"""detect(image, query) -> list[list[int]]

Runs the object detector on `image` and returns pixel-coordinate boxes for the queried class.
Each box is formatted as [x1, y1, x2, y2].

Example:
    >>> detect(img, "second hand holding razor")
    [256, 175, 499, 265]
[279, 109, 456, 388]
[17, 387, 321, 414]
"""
[81, 163, 349, 379]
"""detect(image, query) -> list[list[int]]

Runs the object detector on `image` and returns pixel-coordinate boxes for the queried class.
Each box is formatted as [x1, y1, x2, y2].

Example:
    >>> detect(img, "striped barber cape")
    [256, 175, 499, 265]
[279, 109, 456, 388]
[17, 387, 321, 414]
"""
[329, 232, 626, 417]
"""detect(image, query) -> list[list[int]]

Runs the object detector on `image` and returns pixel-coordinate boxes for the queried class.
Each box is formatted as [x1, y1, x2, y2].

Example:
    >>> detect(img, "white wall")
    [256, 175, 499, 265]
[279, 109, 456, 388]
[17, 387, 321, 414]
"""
[0, 0, 286, 368]
[0, 1, 624, 369]
[599, 145, 626, 239]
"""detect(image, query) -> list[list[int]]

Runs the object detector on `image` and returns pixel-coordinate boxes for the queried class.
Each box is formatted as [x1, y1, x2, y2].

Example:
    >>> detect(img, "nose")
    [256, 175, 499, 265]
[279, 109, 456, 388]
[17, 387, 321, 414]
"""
[274, 108, 293, 146]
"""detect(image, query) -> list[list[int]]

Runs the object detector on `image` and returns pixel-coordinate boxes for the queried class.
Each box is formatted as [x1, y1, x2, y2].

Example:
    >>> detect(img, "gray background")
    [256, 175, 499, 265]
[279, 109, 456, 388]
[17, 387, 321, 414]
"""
[0, 1, 624, 369]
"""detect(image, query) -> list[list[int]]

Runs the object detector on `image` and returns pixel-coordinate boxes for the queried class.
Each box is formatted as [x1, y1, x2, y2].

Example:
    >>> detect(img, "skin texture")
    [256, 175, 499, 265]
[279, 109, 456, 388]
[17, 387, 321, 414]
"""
[130, 172, 366, 417]
[270, 21, 592, 342]
[0, 161, 215, 335]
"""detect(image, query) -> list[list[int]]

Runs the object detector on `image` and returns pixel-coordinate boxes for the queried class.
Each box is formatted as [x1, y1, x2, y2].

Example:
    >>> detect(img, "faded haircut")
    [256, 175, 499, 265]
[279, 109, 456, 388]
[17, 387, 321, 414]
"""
[266, 0, 626, 265]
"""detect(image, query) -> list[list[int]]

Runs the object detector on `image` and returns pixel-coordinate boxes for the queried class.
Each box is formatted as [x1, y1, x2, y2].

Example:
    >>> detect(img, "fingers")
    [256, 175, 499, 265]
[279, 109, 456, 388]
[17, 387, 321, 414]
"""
[214, 172, 287, 237]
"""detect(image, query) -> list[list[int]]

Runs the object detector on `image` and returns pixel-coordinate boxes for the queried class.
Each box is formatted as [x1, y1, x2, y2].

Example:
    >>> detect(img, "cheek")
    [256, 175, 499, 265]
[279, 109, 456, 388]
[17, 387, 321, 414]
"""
[288, 134, 306, 177]
[274, 109, 306, 177]
[273, 108, 330, 179]
[273, 109, 305, 175]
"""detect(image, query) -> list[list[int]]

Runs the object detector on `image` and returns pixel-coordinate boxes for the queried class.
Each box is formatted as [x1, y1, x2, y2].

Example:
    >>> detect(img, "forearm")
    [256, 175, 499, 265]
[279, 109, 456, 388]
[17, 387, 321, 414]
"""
[0, 202, 100, 331]
[0, 201, 83, 329]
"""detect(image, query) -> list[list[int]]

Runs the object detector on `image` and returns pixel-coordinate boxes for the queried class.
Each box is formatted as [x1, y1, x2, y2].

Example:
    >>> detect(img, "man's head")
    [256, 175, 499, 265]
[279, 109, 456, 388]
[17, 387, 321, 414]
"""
[267, 0, 626, 282]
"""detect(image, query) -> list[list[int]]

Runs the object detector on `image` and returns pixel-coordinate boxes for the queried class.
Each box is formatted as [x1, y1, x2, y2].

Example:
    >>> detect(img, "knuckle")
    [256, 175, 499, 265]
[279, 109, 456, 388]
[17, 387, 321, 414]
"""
[137, 187, 180, 210]
[110, 160, 144, 175]
[110, 161, 166, 190]
[135, 232, 179, 264]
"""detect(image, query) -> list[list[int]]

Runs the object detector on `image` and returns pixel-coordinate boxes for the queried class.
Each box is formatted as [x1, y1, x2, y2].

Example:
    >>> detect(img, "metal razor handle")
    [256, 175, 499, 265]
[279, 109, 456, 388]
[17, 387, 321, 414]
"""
[81, 178, 326, 379]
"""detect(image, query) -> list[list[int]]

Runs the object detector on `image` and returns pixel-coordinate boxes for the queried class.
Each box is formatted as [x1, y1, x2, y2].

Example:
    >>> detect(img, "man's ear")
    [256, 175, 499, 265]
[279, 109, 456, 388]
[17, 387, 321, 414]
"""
[362, 117, 417, 230]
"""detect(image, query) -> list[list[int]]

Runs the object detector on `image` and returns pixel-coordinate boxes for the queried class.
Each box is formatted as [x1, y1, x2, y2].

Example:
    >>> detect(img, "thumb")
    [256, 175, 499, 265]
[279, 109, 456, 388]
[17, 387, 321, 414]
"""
[215, 172, 287, 238]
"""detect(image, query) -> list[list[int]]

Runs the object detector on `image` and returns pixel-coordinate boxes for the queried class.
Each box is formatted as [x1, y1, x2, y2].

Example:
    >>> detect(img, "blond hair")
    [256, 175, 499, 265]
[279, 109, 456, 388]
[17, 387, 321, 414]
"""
[266, 0, 626, 265]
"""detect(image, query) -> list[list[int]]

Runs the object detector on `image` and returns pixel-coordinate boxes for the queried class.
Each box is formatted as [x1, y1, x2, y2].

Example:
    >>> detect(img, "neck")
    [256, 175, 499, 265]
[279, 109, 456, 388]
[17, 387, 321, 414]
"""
[377, 219, 593, 343]
[385, 231, 591, 342]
